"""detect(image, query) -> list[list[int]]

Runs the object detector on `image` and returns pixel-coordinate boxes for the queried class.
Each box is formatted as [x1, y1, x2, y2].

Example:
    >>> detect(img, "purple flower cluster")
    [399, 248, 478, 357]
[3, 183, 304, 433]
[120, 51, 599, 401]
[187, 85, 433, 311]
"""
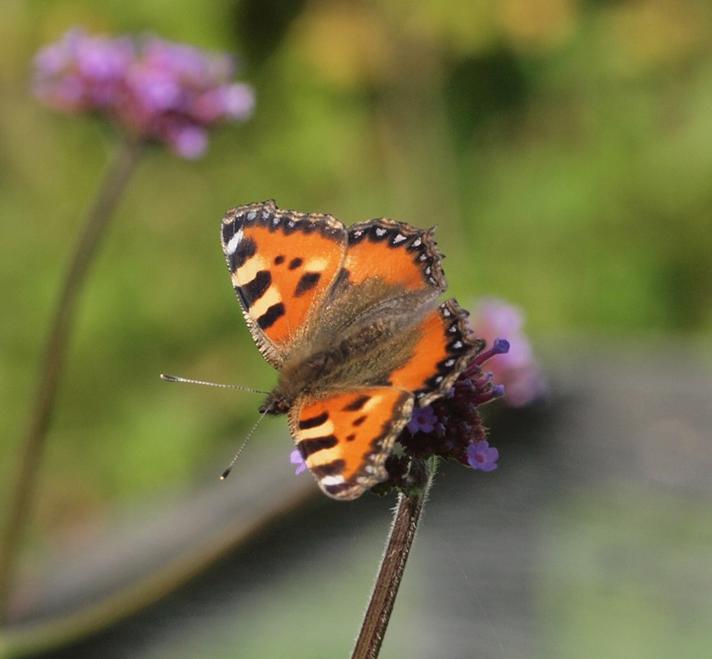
[33, 28, 255, 158]
[470, 298, 545, 407]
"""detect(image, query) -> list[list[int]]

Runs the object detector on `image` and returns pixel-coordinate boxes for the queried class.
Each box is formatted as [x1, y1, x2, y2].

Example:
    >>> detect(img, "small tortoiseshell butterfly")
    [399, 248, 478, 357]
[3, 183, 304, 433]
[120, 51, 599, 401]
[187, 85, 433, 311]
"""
[221, 200, 481, 500]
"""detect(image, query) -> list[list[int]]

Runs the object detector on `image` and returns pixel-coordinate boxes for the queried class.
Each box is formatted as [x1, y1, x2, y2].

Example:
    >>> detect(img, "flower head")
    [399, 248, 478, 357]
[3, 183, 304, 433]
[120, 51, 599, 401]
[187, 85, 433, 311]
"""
[33, 28, 255, 158]
[470, 298, 545, 407]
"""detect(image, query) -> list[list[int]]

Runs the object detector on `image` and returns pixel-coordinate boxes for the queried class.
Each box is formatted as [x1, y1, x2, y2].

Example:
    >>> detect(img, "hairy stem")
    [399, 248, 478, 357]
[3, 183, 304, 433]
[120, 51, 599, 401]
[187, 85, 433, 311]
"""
[351, 460, 436, 659]
[0, 138, 143, 621]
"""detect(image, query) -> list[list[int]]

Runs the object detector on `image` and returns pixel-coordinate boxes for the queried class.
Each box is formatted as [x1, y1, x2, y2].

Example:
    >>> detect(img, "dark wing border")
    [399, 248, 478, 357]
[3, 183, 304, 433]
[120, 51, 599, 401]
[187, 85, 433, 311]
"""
[416, 298, 484, 406]
[347, 217, 447, 291]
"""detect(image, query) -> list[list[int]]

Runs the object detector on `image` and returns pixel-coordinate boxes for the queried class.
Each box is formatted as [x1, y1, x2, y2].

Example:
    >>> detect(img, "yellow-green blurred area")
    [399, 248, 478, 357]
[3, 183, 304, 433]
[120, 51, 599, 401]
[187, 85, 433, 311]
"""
[1, 0, 712, 657]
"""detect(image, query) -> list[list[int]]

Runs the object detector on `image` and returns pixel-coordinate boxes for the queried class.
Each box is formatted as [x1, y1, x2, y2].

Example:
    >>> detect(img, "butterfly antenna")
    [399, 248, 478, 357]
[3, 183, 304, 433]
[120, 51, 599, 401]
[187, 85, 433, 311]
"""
[220, 408, 270, 480]
[160, 373, 268, 395]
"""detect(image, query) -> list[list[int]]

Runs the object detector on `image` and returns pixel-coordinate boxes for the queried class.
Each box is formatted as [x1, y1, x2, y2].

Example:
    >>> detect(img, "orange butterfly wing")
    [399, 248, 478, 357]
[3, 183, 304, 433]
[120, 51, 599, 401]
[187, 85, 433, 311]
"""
[345, 218, 446, 292]
[221, 201, 347, 367]
[290, 388, 414, 500]
[389, 299, 483, 406]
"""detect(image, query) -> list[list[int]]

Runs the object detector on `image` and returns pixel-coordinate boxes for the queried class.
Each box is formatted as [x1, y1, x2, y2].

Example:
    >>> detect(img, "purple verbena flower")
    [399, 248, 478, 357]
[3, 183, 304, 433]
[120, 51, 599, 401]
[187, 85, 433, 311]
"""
[470, 298, 545, 407]
[290, 448, 307, 475]
[466, 440, 499, 472]
[33, 28, 255, 159]
[407, 405, 437, 434]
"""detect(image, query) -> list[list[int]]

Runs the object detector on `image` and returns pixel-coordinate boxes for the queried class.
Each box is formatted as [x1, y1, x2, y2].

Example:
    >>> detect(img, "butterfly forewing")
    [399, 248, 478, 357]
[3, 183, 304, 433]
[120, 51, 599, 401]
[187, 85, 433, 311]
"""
[345, 219, 446, 293]
[290, 387, 414, 500]
[221, 201, 347, 367]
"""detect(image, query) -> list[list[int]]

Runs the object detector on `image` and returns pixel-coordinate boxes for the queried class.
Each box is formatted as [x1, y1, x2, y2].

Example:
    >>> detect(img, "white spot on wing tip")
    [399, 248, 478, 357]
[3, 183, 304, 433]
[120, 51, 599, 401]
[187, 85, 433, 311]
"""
[225, 228, 244, 255]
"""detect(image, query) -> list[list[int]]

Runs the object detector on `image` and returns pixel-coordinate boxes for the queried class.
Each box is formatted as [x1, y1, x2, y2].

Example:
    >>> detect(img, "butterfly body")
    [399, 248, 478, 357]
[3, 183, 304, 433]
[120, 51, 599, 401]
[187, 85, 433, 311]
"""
[260, 287, 440, 414]
[222, 201, 482, 500]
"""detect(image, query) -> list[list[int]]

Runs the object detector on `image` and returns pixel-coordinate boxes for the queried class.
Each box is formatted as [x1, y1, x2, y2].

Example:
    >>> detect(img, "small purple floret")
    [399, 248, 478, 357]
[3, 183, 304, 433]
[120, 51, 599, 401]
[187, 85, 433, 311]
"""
[473, 337, 511, 367]
[168, 124, 208, 159]
[407, 405, 438, 434]
[492, 338, 510, 354]
[290, 449, 306, 475]
[466, 440, 499, 472]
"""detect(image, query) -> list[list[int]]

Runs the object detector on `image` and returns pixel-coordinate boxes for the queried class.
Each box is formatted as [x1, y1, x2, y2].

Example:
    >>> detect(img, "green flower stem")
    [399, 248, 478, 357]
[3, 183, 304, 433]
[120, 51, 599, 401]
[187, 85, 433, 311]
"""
[0, 138, 143, 622]
[351, 459, 437, 659]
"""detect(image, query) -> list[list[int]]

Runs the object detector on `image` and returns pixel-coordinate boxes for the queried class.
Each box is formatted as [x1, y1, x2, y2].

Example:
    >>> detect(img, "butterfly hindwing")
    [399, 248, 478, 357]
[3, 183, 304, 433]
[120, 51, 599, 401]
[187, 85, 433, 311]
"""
[390, 299, 483, 406]
[222, 201, 347, 367]
[290, 387, 414, 500]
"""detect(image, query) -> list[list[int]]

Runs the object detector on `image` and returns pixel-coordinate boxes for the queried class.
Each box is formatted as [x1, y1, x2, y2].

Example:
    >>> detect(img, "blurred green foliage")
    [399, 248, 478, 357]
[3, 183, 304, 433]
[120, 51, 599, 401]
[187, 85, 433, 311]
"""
[1, 0, 711, 560]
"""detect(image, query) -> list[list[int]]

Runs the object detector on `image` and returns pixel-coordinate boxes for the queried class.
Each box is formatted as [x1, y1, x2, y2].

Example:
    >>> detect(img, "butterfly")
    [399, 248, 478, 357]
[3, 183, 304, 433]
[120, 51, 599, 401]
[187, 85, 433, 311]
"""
[221, 200, 481, 500]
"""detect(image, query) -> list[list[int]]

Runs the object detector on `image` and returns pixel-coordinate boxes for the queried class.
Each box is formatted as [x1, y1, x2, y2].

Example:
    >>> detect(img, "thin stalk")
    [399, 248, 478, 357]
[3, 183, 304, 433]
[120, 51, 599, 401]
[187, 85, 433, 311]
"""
[0, 137, 143, 621]
[351, 460, 436, 659]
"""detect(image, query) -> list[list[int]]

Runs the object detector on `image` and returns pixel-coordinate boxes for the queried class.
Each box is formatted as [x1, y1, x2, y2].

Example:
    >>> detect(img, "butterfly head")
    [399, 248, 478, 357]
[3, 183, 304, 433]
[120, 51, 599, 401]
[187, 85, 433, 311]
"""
[258, 390, 291, 416]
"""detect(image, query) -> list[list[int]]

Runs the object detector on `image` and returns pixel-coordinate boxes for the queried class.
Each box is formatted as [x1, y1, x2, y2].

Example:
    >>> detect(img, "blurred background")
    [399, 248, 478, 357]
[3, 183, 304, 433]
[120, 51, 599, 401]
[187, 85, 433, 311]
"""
[1, 0, 711, 657]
